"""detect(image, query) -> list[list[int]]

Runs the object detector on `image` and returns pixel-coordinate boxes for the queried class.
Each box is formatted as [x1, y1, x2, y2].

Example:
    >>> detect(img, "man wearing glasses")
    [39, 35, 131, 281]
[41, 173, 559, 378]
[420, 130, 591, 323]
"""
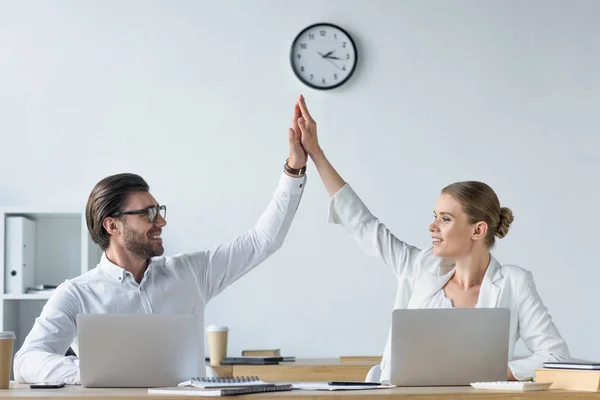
[13, 102, 308, 384]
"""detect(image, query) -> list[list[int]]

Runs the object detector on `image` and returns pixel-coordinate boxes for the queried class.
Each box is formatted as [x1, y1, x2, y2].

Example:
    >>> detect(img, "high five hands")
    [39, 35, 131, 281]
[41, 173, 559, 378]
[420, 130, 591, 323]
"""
[291, 94, 321, 158]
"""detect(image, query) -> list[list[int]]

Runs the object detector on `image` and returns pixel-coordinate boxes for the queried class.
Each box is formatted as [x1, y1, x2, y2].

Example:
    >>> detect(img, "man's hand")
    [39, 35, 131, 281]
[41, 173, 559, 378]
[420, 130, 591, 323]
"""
[295, 94, 321, 157]
[288, 98, 308, 169]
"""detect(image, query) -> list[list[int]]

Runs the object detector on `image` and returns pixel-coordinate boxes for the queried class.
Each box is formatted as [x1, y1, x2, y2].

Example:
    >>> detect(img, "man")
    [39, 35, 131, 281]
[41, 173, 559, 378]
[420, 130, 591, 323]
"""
[13, 103, 308, 384]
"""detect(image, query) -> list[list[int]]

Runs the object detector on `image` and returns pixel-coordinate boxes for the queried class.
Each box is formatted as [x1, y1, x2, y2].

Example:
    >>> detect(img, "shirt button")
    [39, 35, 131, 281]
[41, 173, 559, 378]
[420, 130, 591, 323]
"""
[299, 184, 303, 188]
[118, 277, 122, 281]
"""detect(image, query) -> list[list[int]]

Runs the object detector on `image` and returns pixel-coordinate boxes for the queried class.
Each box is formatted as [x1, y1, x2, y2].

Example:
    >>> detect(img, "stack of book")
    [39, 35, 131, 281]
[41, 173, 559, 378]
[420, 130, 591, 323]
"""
[241, 349, 280, 357]
[535, 361, 600, 392]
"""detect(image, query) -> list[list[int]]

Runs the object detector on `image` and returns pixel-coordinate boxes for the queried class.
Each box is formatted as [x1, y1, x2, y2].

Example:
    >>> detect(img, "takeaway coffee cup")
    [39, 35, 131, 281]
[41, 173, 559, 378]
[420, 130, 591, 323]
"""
[206, 325, 228, 366]
[0, 332, 15, 389]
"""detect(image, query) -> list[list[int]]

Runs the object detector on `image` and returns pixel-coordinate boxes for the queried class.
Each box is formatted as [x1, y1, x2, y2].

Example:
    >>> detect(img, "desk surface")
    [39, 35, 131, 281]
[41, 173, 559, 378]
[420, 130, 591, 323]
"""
[2, 383, 599, 400]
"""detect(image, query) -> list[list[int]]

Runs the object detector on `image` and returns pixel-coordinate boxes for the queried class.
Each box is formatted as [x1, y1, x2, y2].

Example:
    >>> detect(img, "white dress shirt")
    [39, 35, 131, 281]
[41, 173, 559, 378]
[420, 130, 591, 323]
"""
[13, 172, 306, 385]
[328, 183, 569, 382]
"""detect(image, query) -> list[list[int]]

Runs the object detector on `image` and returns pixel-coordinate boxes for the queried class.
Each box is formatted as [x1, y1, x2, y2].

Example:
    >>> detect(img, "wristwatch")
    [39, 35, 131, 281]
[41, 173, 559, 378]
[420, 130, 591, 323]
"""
[284, 158, 306, 177]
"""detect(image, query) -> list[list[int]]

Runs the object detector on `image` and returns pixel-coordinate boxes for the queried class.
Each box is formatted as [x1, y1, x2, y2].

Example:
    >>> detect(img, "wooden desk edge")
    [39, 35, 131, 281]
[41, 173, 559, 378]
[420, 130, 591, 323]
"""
[2, 384, 598, 400]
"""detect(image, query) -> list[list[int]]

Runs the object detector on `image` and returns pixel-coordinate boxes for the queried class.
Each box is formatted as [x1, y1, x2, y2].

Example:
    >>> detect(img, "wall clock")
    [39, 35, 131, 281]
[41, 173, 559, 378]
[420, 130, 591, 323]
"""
[290, 23, 358, 90]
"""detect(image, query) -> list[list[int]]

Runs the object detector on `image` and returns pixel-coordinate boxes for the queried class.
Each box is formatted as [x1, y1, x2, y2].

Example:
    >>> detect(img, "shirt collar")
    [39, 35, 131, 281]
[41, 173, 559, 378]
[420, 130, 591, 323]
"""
[99, 252, 162, 283]
[99, 253, 128, 282]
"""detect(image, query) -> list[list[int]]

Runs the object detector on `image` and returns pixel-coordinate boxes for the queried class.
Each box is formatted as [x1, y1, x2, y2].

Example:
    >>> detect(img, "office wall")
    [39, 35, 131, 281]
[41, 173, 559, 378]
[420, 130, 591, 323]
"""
[1, 0, 598, 361]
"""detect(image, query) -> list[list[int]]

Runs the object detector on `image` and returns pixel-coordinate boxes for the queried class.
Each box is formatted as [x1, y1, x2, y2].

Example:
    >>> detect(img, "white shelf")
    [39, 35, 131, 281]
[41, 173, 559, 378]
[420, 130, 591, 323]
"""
[0, 206, 81, 216]
[0, 207, 102, 367]
[3, 292, 54, 300]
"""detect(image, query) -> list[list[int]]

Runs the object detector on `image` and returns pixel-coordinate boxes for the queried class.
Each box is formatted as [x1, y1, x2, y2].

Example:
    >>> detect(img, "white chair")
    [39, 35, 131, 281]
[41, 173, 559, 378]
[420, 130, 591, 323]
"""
[365, 364, 381, 382]
[206, 366, 219, 378]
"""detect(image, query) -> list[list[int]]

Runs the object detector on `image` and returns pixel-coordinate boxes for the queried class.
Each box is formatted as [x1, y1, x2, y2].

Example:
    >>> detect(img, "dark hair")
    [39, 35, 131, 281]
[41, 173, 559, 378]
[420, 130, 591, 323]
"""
[85, 173, 149, 250]
[441, 181, 514, 248]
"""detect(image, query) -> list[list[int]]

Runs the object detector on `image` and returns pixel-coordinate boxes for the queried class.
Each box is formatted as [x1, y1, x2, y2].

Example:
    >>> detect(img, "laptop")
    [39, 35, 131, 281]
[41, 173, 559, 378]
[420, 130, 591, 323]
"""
[390, 308, 510, 386]
[78, 314, 201, 388]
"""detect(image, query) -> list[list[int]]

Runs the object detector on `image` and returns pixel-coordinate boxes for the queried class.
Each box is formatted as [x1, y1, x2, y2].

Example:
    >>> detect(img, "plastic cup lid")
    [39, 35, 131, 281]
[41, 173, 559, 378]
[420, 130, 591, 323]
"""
[0, 332, 15, 339]
[206, 325, 228, 332]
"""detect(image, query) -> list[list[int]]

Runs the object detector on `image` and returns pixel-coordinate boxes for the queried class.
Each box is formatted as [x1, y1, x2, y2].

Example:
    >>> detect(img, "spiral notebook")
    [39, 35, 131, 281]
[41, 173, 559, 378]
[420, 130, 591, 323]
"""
[148, 384, 293, 397]
[543, 361, 600, 370]
[177, 376, 272, 389]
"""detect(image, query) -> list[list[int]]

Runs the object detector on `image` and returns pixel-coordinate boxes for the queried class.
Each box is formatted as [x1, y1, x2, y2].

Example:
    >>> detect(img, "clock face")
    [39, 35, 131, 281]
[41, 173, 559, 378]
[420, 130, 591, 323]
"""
[290, 23, 358, 90]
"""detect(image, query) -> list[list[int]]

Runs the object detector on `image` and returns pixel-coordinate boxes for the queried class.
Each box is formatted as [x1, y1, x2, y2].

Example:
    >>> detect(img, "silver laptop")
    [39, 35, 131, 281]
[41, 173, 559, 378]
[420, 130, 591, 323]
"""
[78, 314, 201, 388]
[390, 308, 510, 386]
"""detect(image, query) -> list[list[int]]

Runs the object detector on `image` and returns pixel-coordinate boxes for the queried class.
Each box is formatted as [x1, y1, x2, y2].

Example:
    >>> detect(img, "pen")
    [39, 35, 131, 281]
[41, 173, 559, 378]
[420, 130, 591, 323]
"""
[328, 381, 381, 386]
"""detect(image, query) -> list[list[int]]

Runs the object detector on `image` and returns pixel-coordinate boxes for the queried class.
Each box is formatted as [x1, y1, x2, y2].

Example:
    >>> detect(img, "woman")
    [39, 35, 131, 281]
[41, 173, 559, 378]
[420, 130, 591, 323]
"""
[291, 95, 569, 382]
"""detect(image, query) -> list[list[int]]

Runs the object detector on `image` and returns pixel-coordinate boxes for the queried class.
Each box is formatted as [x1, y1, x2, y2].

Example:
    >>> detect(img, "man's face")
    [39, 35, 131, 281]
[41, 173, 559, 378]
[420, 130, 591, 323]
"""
[119, 192, 167, 259]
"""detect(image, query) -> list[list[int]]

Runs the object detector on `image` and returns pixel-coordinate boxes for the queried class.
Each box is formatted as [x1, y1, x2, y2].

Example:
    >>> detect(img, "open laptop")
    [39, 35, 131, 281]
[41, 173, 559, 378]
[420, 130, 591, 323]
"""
[77, 314, 201, 388]
[390, 308, 510, 386]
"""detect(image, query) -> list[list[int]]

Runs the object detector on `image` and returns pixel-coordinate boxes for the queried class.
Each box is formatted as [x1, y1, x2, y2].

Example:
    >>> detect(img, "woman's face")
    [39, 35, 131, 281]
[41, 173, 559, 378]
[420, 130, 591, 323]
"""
[429, 193, 479, 258]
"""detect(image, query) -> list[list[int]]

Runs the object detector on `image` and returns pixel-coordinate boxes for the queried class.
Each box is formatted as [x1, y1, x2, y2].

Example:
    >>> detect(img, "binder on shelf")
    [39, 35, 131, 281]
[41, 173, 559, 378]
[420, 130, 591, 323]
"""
[4, 217, 36, 295]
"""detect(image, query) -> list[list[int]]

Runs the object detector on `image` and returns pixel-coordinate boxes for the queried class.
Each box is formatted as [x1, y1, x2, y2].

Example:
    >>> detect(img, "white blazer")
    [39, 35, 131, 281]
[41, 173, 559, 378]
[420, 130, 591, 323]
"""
[328, 184, 569, 381]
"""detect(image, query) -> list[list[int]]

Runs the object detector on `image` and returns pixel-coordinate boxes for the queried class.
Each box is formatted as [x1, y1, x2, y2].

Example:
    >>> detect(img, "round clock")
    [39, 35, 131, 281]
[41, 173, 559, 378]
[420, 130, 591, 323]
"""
[290, 23, 358, 90]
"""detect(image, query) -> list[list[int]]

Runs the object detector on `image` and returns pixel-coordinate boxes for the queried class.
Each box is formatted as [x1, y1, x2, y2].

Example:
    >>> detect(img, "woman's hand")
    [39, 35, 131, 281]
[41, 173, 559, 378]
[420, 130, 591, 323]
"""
[295, 95, 322, 158]
[291, 94, 345, 196]
[507, 366, 517, 381]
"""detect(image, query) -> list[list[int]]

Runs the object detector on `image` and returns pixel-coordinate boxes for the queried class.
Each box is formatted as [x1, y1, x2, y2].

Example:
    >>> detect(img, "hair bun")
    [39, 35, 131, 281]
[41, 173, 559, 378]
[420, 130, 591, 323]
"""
[495, 207, 514, 239]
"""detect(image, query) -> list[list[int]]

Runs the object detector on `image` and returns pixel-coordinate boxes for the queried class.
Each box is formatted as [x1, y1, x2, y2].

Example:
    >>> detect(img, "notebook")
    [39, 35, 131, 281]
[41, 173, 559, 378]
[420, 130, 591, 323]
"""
[149, 384, 293, 396]
[203, 356, 294, 364]
[178, 376, 272, 389]
[292, 382, 396, 391]
[544, 361, 600, 370]
[219, 357, 283, 365]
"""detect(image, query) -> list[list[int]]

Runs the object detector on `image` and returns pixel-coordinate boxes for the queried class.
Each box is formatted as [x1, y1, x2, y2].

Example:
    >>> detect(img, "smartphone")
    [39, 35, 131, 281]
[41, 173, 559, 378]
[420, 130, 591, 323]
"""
[30, 382, 66, 389]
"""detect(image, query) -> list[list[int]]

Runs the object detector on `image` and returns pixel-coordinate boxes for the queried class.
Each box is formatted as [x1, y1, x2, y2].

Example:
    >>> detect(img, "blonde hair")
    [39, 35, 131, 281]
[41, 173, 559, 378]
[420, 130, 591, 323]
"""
[441, 181, 514, 248]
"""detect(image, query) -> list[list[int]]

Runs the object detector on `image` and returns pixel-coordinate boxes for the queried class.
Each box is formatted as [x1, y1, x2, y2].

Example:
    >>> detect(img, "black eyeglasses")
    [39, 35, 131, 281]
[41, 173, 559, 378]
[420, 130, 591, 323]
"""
[112, 205, 167, 223]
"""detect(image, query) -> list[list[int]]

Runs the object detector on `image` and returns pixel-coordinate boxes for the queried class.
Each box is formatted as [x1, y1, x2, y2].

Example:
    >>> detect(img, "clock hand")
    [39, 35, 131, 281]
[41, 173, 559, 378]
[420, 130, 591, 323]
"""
[318, 50, 335, 58]
[325, 55, 342, 60]
[325, 58, 343, 70]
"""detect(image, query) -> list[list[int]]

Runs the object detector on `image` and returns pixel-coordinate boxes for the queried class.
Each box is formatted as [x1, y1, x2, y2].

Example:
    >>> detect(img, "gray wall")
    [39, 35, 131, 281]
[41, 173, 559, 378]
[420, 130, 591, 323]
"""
[1, 0, 598, 361]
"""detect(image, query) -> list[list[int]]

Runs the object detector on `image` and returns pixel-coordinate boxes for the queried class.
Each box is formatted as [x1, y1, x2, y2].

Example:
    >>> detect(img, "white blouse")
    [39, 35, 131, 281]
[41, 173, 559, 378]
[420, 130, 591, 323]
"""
[421, 271, 480, 309]
[327, 183, 569, 381]
[421, 288, 455, 309]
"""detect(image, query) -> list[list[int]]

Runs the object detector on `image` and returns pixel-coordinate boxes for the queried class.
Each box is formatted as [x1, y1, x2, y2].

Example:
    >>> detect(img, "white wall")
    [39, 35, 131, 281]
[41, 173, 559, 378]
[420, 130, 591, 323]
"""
[1, 0, 598, 361]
